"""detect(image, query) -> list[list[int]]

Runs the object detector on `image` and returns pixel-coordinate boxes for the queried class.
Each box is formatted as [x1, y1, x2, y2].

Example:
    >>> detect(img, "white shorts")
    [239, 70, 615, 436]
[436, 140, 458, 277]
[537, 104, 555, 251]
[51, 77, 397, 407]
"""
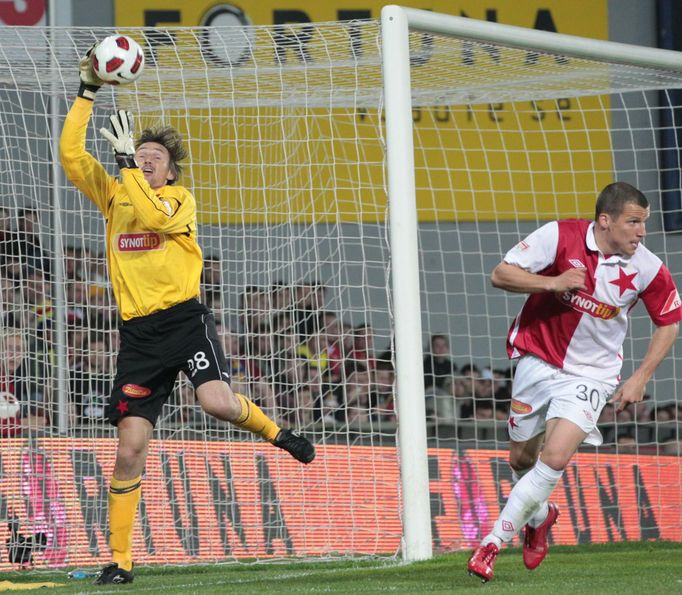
[508, 355, 615, 446]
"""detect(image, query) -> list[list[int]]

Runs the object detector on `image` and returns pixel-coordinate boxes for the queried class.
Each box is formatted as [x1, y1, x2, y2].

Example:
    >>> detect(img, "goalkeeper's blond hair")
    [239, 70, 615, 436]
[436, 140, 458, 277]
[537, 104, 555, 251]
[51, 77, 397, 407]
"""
[136, 126, 187, 183]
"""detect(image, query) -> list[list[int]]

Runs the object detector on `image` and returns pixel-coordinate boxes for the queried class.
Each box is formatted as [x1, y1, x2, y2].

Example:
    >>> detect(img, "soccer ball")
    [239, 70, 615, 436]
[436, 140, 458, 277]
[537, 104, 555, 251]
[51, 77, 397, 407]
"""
[92, 35, 145, 85]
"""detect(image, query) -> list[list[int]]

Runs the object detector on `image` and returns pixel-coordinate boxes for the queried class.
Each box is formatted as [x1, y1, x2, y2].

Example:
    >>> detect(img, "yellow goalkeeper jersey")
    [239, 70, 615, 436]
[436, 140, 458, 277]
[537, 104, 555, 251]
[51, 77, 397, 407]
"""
[60, 97, 202, 321]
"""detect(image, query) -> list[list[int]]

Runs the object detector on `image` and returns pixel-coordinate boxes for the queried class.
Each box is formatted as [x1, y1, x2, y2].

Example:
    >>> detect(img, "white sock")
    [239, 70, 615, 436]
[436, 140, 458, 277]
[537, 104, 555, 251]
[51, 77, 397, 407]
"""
[483, 459, 563, 545]
[529, 501, 550, 528]
[510, 467, 547, 528]
[511, 468, 529, 485]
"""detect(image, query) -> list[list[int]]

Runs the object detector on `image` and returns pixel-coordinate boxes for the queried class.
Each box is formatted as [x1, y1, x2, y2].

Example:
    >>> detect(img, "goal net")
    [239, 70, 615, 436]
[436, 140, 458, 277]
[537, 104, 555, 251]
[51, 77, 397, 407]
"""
[0, 10, 681, 569]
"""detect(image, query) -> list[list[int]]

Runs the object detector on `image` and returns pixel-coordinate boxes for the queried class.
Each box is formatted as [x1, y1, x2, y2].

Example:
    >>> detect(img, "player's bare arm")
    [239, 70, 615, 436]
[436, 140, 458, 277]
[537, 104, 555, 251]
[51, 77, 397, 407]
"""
[610, 322, 679, 411]
[491, 262, 587, 294]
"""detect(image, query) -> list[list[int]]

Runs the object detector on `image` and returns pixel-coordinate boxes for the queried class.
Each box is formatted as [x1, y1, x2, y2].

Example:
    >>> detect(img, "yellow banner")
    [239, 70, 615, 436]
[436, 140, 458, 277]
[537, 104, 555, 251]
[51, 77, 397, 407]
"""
[114, 0, 606, 32]
[114, 1, 611, 222]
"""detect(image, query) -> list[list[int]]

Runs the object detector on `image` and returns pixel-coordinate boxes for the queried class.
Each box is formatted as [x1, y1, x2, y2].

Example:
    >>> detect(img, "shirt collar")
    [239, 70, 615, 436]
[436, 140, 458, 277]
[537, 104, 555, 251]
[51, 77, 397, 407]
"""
[585, 221, 631, 265]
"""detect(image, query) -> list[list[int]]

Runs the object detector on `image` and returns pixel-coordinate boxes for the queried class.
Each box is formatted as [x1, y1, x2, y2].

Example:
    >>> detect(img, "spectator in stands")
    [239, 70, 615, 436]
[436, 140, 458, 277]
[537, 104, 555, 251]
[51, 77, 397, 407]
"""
[243, 321, 276, 382]
[201, 254, 223, 311]
[274, 342, 306, 398]
[619, 395, 653, 425]
[492, 368, 512, 417]
[661, 439, 682, 456]
[70, 333, 113, 423]
[270, 281, 292, 313]
[597, 402, 631, 444]
[294, 280, 326, 312]
[454, 363, 480, 419]
[0, 326, 25, 437]
[1, 253, 23, 283]
[654, 403, 682, 443]
[84, 247, 108, 286]
[616, 432, 638, 454]
[216, 322, 249, 392]
[349, 322, 376, 371]
[293, 280, 326, 337]
[341, 321, 354, 360]
[202, 254, 222, 290]
[297, 313, 329, 377]
[0, 326, 47, 436]
[338, 360, 372, 425]
[0, 276, 19, 323]
[321, 311, 344, 384]
[423, 334, 457, 392]
[272, 310, 295, 342]
[21, 267, 52, 332]
[660, 403, 682, 421]
[0, 207, 14, 269]
[65, 278, 88, 328]
[281, 384, 316, 427]
[203, 291, 223, 322]
[240, 286, 271, 335]
[462, 367, 496, 420]
[80, 248, 116, 330]
[653, 403, 672, 422]
[0, 207, 11, 234]
[13, 208, 50, 278]
[88, 285, 117, 332]
[217, 321, 276, 414]
[64, 245, 85, 280]
[304, 358, 337, 423]
[67, 325, 89, 374]
[372, 359, 396, 423]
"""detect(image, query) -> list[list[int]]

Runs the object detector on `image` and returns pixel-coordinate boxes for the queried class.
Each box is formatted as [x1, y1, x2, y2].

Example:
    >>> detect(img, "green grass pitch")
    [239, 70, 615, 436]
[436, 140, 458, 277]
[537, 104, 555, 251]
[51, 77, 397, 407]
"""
[3, 541, 681, 593]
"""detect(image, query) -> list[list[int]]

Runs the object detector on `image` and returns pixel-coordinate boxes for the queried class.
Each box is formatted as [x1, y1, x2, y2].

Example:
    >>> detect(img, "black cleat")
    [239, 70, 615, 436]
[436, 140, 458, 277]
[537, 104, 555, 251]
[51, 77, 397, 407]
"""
[93, 562, 134, 585]
[273, 429, 315, 464]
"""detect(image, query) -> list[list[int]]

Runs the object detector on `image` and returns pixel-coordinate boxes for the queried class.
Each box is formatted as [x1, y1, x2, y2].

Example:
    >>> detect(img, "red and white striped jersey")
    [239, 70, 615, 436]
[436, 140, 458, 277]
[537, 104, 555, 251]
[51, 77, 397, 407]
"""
[504, 219, 682, 385]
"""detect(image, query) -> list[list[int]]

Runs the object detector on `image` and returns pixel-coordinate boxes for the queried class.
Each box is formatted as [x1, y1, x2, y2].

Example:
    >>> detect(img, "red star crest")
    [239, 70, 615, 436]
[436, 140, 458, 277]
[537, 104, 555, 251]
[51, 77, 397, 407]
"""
[508, 416, 518, 429]
[609, 267, 637, 297]
[116, 400, 129, 414]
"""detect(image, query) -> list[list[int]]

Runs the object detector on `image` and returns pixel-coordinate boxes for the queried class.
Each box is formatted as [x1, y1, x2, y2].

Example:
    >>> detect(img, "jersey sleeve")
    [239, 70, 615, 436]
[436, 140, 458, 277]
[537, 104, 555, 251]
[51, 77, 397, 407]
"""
[503, 221, 559, 273]
[121, 169, 196, 235]
[639, 263, 682, 326]
[59, 97, 117, 216]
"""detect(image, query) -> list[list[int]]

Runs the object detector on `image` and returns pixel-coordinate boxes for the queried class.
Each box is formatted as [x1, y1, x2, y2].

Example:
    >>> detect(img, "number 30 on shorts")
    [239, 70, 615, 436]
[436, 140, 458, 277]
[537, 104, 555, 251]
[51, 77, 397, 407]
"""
[574, 383, 604, 412]
[186, 351, 210, 377]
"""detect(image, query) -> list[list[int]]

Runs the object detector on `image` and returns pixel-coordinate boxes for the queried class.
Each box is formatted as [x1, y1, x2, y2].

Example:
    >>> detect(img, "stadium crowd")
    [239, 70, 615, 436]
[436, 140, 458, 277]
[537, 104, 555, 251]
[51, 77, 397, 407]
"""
[1, 206, 681, 453]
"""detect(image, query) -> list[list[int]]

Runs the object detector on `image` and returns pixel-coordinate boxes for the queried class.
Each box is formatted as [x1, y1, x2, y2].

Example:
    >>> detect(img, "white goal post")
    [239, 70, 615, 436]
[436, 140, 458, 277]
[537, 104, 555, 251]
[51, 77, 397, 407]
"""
[1, 5, 682, 571]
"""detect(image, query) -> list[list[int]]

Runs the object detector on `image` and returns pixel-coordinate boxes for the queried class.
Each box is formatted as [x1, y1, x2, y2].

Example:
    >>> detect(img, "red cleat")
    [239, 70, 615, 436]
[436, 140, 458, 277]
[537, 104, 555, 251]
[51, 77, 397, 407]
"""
[467, 542, 499, 582]
[523, 503, 559, 570]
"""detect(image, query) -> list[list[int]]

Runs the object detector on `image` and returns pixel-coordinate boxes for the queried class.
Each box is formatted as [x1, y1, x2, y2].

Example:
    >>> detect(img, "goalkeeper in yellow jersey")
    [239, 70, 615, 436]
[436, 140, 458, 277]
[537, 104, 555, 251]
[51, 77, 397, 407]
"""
[60, 47, 315, 586]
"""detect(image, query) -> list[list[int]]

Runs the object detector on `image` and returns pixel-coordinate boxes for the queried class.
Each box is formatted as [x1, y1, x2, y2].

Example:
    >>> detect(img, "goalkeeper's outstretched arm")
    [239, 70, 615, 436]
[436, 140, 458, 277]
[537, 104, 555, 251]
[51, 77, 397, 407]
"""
[59, 45, 116, 215]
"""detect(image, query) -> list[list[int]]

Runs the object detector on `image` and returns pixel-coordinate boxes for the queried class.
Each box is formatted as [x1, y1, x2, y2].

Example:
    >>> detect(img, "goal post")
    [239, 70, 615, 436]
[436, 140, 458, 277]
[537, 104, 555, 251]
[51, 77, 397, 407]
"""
[381, 6, 432, 563]
[2, 7, 682, 572]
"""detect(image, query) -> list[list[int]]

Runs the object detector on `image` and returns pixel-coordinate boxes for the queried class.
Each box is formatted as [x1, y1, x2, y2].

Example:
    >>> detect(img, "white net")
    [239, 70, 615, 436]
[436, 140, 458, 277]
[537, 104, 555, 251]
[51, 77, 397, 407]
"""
[1, 17, 681, 568]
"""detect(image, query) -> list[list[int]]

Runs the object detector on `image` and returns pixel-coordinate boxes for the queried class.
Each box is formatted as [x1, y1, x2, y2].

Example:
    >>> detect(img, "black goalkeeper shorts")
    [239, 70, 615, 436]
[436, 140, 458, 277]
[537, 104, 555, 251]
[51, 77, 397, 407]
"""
[107, 299, 230, 427]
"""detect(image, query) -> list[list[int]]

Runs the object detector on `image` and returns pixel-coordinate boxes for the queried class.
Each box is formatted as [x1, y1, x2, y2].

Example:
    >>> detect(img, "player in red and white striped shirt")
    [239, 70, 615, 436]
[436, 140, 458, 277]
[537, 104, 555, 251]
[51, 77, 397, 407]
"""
[468, 182, 682, 582]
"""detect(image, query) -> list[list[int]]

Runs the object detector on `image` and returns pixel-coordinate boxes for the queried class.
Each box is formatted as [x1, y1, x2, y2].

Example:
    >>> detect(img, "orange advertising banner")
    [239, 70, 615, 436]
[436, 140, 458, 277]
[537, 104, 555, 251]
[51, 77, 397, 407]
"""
[0, 439, 679, 569]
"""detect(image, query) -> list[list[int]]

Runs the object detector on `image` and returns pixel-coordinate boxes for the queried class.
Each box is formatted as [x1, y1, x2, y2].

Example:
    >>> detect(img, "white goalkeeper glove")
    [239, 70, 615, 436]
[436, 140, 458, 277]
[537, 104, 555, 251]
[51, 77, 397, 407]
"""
[99, 110, 138, 170]
[78, 44, 104, 101]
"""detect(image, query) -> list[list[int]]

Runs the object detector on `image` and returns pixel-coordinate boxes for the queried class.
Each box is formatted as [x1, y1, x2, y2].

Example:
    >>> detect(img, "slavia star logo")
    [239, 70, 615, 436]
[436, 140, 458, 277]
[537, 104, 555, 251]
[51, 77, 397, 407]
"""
[609, 267, 637, 297]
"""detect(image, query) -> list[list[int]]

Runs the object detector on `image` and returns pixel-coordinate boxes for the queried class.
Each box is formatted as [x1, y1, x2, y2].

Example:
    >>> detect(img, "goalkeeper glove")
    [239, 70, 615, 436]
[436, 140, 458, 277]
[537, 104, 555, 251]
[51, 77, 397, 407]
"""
[78, 44, 104, 101]
[99, 111, 137, 170]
